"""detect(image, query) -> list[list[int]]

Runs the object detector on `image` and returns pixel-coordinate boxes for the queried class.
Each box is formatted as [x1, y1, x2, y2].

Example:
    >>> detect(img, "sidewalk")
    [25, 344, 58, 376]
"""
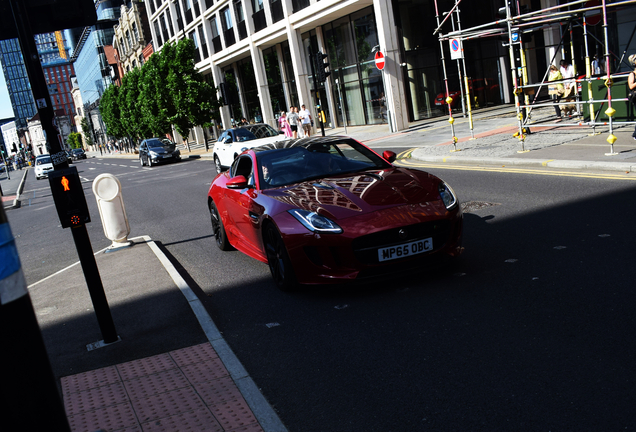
[27, 235, 287, 432]
[1, 168, 28, 210]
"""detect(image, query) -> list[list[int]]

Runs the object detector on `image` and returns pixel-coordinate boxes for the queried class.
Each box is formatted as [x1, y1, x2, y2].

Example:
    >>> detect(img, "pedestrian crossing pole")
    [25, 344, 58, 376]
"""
[0, 205, 71, 431]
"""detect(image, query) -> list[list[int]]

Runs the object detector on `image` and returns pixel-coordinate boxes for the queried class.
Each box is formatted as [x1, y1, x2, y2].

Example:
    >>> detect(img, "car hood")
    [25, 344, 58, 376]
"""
[264, 168, 448, 220]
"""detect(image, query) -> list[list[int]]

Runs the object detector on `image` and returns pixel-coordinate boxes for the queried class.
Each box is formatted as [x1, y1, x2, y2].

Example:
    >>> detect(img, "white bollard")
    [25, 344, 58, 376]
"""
[92, 174, 131, 251]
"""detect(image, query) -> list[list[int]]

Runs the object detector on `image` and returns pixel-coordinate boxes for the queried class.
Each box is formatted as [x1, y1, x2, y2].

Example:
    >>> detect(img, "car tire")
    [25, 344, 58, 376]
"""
[147, 156, 153, 167]
[264, 223, 297, 292]
[140, 157, 144, 167]
[214, 155, 222, 173]
[209, 201, 232, 251]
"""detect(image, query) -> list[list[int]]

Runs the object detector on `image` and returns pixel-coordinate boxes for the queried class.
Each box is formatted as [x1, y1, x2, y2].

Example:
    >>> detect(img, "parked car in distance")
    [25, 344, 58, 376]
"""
[213, 123, 286, 173]
[34, 155, 54, 180]
[139, 138, 181, 167]
[65, 150, 73, 164]
[71, 148, 87, 160]
[207, 136, 464, 291]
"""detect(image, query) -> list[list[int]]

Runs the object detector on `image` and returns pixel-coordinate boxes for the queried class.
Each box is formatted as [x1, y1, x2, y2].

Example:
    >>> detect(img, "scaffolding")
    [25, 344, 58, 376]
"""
[433, 0, 636, 156]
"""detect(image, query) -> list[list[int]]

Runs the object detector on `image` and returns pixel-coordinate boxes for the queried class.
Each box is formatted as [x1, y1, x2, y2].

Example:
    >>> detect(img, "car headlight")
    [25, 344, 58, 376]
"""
[438, 182, 458, 210]
[289, 209, 342, 233]
[149, 151, 159, 157]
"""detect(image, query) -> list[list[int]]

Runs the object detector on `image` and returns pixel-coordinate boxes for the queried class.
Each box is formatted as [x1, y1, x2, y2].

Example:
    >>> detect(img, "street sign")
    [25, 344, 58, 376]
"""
[375, 51, 385, 70]
[449, 38, 463, 60]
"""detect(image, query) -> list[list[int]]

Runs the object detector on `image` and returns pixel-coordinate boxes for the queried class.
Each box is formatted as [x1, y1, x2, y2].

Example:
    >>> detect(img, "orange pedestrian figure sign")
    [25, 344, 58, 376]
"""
[61, 176, 70, 191]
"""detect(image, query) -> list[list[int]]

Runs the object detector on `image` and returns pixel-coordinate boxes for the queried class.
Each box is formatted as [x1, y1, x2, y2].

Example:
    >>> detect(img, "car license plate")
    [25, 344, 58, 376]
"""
[378, 238, 433, 262]
[163, 154, 172, 158]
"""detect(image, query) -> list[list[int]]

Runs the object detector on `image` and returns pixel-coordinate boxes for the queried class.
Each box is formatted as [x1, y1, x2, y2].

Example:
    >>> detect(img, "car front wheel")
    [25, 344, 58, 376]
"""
[264, 223, 297, 291]
[214, 155, 222, 173]
[140, 156, 144, 166]
[147, 156, 153, 167]
[209, 201, 232, 251]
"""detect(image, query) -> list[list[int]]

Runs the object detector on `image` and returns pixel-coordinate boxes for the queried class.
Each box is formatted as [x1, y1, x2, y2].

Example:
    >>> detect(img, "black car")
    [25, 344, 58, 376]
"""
[139, 138, 181, 167]
[71, 148, 87, 160]
[65, 150, 73, 164]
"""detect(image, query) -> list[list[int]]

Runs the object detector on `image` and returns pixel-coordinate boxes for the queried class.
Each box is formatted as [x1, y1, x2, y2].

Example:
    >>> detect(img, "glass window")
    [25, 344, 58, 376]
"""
[221, 7, 233, 30]
[252, 0, 263, 12]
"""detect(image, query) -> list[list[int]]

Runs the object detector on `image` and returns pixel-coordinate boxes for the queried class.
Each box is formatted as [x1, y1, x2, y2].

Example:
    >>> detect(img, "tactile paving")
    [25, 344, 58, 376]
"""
[61, 344, 265, 432]
[63, 381, 128, 416]
[181, 358, 230, 384]
[141, 407, 224, 432]
[170, 342, 219, 367]
[61, 366, 121, 395]
[66, 401, 138, 432]
[209, 398, 258, 430]
[123, 368, 190, 401]
[131, 386, 206, 423]
[117, 353, 177, 380]
[193, 376, 244, 406]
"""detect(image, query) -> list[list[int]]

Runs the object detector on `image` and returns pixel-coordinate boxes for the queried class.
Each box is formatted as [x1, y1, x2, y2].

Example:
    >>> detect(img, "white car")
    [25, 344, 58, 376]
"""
[34, 155, 54, 180]
[213, 124, 287, 173]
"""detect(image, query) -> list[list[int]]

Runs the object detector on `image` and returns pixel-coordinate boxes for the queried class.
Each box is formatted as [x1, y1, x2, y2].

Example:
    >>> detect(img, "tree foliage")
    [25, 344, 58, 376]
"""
[66, 132, 83, 149]
[99, 38, 219, 143]
[80, 117, 94, 147]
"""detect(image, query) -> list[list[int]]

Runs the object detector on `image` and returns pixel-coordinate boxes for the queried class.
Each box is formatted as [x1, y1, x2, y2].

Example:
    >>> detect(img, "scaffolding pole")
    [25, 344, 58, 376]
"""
[433, 0, 636, 156]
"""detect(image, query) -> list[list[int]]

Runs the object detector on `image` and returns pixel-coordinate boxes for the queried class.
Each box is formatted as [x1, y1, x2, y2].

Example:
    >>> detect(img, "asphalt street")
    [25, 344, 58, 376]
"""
[6, 153, 634, 431]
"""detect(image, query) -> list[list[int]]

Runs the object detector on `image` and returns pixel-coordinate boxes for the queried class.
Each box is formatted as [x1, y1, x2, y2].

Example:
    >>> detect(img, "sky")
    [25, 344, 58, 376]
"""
[0, 71, 15, 119]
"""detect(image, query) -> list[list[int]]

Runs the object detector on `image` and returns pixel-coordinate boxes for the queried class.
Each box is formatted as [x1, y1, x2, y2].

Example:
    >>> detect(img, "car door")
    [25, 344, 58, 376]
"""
[216, 131, 234, 167]
[223, 155, 264, 255]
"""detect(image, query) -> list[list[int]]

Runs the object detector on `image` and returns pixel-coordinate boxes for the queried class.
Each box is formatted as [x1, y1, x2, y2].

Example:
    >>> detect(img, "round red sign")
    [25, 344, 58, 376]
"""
[375, 51, 385, 70]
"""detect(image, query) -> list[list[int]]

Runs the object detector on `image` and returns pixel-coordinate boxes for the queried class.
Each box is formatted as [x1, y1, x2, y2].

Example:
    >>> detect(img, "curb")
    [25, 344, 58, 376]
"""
[140, 235, 288, 432]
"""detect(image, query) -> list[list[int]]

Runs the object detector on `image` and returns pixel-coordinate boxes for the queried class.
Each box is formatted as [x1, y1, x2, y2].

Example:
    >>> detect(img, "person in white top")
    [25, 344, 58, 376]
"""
[299, 104, 312, 137]
[560, 60, 575, 94]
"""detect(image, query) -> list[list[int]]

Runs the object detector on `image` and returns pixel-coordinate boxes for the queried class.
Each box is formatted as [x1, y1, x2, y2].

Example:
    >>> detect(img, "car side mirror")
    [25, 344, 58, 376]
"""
[383, 150, 397, 163]
[227, 175, 251, 189]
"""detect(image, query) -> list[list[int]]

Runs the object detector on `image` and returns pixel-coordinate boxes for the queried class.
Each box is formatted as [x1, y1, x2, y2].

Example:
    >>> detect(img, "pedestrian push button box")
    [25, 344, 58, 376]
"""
[49, 167, 91, 228]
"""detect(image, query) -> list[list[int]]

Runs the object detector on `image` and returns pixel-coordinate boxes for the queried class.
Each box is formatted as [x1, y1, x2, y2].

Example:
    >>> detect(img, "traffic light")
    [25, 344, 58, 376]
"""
[49, 167, 91, 228]
[315, 51, 330, 83]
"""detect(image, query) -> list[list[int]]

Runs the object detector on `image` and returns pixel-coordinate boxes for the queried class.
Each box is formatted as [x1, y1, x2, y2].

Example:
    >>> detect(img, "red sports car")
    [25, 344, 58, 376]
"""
[207, 137, 463, 290]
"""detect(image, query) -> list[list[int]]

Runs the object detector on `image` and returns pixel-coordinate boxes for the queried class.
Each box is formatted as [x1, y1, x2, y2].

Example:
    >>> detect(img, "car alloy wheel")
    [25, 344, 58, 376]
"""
[209, 201, 232, 251]
[140, 157, 144, 166]
[214, 155, 222, 173]
[264, 223, 297, 291]
[147, 156, 153, 167]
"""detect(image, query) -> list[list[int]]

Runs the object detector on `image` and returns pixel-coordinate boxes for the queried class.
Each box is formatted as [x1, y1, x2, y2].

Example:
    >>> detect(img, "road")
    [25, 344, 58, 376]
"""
[8, 155, 635, 431]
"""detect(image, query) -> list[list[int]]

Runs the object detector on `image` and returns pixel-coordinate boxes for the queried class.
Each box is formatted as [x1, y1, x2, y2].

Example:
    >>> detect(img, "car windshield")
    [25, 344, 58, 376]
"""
[233, 128, 256, 142]
[257, 139, 391, 189]
[36, 157, 51, 165]
[147, 138, 174, 150]
[246, 124, 279, 138]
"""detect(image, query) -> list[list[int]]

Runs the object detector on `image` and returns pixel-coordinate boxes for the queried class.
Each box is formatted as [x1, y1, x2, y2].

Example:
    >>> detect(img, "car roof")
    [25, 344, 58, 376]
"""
[36, 154, 51, 158]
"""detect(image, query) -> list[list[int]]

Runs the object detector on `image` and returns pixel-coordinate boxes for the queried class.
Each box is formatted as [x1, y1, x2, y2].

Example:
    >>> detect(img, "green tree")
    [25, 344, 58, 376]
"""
[66, 132, 83, 149]
[100, 85, 125, 139]
[80, 117, 94, 148]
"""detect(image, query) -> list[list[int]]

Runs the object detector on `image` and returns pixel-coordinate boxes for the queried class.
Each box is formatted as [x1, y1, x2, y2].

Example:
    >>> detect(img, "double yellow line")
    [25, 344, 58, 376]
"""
[395, 149, 636, 181]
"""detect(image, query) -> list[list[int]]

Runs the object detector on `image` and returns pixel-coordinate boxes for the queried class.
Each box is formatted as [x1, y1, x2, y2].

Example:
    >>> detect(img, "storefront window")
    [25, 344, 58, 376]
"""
[263, 47, 286, 115]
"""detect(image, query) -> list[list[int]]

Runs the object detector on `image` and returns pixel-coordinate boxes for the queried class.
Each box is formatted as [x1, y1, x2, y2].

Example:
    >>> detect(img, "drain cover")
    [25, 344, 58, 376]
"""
[461, 201, 500, 213]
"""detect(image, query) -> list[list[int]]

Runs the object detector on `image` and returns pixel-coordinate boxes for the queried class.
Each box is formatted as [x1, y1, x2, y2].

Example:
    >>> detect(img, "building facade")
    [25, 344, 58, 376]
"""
[113, 0, 153, 73]
[143, 0, 636, 134]
[0, 38, 38, 129]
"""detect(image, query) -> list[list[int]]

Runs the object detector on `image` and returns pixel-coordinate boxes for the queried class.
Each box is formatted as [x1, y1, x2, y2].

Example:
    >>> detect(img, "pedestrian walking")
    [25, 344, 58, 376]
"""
[628, 54, 636, 139]
[288, 106, 300, 138]
[548, 65, 564, 122]
[299, 104, 312, 137]
[278, 111, 292, 138]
